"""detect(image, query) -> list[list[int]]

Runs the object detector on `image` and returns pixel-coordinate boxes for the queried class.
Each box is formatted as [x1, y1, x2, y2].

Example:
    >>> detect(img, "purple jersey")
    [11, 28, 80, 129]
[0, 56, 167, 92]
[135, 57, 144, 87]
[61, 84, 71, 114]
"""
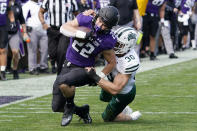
[0, 0, 9, 26]
[146, 0, 166, 15]
[66, 13, 117, 67]
[181, 0, 196, 14]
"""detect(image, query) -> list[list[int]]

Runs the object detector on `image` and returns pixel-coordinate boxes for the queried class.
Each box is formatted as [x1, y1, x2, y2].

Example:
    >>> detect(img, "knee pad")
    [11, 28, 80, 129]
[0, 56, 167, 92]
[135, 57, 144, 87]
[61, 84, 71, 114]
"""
[51, 95, 65, 112]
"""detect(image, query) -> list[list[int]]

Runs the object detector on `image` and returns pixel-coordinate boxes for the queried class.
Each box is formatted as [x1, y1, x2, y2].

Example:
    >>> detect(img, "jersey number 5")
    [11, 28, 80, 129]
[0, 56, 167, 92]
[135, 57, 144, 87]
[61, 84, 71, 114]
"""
[72, 40, 95, 58]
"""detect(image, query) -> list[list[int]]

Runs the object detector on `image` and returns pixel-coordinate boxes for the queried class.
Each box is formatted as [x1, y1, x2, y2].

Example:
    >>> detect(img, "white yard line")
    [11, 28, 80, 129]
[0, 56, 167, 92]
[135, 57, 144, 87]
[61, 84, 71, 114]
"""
[0, 120, 12, 122]
[6, 108, 50, 110]
[0, 111, 197, 115]
[0, 111, 55, 114]
[142, 112, 197, 114]
[19, 104, 49, 107]
[136, 95, 196, 98]
[0, 115, 26, 118]
[0, 49, 197, 108]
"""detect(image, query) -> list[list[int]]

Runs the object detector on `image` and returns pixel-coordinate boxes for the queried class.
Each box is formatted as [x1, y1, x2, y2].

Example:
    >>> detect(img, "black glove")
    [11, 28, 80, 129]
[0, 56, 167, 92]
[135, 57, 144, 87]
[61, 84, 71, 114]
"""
[85, 31, 95, 41]
[8, 21, 18, 34]
[86, 68, 101, 83]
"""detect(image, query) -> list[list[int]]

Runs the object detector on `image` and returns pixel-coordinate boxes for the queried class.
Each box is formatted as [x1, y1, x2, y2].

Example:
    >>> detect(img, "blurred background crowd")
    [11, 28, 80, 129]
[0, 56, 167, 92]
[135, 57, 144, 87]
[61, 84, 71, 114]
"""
[0, 0, 197, 81]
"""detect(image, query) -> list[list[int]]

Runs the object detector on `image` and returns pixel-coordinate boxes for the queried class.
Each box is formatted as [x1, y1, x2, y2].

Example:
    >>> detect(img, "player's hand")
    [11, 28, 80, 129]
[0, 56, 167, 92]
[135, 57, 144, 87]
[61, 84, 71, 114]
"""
[173, 8, 178, 13]
[23, 32, 31, 43]
[83, 9, 96, 16]
[160, 18, 165, 27]
[85, 30, 95, 41]
[23, 32, 29, 38]
[85, 68, 101, 83]
[42, 23, 49, 30]
[9, 21, 18, 34]
[135, 21, 142, 31]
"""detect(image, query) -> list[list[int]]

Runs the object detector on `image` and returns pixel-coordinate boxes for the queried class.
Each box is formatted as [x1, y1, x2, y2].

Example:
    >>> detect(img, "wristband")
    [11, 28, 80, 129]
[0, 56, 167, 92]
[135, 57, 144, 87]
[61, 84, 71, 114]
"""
[41, 21, 46, 25]
[98, 72, 106, 78]
[75, 30, 86, 39]
[160, 18, 165, 23]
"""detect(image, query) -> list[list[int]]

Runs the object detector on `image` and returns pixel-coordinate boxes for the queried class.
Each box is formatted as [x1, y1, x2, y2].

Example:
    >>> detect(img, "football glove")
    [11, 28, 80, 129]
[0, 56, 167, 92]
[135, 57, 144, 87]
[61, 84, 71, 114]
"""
[85, 68, 101, 83]
[8, 21, 18, 34]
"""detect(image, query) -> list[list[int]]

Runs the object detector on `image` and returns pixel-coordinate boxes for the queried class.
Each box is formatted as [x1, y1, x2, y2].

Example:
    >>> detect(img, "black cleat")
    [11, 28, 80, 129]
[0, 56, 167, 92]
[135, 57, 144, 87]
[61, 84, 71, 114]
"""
[150, 55, 157, 60]
[52, 66, 57, 74]
[61, 105, 75, 126]
[169, 53, 178, 59]
[76, 104, 92, 124]
[13, 70, 19, 79]
[39, 68, 50, 74]
[29, 69, 39, 75]
[0, 71, 7, 81]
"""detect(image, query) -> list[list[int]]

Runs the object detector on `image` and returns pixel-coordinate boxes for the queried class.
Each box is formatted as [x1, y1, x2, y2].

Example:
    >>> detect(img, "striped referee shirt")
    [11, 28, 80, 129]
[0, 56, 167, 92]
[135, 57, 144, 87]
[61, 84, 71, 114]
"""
[99, 0, 110, 8]
[41, 0, 78, 27]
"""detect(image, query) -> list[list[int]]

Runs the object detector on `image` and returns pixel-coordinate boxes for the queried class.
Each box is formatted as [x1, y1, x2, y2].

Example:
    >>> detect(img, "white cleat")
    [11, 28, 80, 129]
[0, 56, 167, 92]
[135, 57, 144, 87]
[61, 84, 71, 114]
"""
[122, 106, 133, 115]
[130, 111, 142, 120]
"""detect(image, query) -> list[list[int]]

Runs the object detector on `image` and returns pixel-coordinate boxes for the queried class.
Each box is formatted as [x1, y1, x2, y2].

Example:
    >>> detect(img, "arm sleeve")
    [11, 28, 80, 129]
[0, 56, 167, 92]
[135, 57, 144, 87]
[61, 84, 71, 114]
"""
[22, 4, 28, 21]
[18, 5, 25, 24]
[76, 13, 92, 27]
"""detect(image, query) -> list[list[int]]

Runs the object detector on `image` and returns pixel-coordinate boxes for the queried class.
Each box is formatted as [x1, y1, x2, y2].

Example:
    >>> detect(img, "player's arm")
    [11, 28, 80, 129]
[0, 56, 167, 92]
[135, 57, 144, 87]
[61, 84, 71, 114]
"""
[133, 9, 141, 30]
[38, 7, 48, 30]
[160, 2, 166, 21]
[100, 49, 116, 78]
[7, 3, 15, 23]
[86, 68, 130, 95]
[132, 0, 141, 30]
[60, 18, 79, 37]
[18, 6, 28, 39]
[60, 18, 93, 40]
[98, 73, 130, 95]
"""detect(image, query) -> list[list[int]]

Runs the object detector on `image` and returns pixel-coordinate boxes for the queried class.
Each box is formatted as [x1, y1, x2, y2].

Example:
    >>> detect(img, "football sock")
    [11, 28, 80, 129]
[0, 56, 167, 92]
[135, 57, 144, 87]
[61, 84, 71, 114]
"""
[1, 66, 6, 71]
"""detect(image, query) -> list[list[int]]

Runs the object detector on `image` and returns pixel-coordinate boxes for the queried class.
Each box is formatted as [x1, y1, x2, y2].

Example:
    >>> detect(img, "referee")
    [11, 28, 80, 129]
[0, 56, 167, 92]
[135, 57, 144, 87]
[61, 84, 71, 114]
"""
[39, 0, 78, 74]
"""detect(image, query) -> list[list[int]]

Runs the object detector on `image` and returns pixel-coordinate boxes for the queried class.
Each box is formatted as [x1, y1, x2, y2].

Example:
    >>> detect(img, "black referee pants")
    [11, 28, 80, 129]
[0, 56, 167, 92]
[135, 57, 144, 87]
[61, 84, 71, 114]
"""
[47, 27, 70, 74]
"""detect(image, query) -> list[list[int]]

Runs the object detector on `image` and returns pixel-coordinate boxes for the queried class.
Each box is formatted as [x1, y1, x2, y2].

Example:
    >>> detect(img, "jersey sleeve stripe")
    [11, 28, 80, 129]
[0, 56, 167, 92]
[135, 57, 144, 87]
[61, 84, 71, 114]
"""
[125, 64, 139, 70]
[125, 67, 139, 73]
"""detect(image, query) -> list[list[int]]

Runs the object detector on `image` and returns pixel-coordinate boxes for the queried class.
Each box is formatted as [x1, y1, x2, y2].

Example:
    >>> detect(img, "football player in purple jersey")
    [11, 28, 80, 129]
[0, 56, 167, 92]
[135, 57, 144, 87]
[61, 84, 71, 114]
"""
[178, 0, 197, 50]
[52, 6, 120, 126]
[141, 0, 166, 60]
[0, 0, 15, 80]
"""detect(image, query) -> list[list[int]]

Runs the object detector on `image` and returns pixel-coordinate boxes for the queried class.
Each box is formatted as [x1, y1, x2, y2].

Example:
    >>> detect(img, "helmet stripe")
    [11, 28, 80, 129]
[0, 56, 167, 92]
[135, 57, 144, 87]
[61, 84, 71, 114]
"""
[118, 28, 134, 38]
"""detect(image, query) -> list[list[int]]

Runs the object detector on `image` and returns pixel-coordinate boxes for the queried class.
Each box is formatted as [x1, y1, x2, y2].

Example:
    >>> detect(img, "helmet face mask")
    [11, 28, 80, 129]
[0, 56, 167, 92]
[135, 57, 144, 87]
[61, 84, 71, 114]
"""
[113, 27, 141, 55]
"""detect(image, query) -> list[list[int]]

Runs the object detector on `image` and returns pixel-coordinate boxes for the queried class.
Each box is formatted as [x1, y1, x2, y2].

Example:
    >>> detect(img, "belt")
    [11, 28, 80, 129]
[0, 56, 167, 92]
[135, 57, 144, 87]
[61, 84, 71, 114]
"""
[63, 60, 81, 68]
[145, 12, 158, 17]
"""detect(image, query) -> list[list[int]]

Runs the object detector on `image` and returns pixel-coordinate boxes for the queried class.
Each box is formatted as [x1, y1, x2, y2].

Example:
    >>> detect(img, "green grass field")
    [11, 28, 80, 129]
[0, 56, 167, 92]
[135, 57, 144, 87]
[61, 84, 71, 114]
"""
[0, 59, 197, 131]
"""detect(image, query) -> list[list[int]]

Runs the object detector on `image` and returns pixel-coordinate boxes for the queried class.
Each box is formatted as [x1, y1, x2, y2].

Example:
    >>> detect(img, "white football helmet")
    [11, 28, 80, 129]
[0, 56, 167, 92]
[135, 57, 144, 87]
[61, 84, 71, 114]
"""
[113, 26, 142, 55]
